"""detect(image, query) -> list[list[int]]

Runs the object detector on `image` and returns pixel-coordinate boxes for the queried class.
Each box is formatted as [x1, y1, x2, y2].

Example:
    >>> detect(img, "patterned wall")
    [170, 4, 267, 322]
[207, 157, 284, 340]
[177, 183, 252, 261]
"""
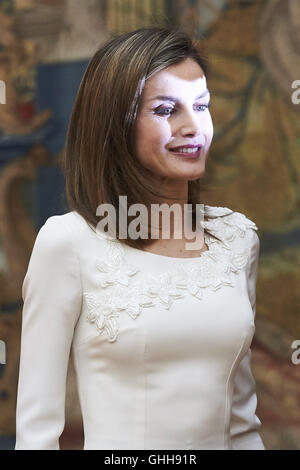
[0, 0, 299, 450]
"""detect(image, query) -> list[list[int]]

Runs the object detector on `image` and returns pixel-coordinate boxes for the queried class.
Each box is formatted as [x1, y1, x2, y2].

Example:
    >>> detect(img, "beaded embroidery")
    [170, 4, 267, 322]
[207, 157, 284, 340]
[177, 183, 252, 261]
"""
[83, 206, 258, 342]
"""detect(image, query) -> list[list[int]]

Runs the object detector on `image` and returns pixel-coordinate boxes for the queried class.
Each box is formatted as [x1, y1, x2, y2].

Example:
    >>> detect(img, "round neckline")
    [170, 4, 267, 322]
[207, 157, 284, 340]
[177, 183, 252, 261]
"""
[124, 235, 211, 261]
[77, 211, 214, 261]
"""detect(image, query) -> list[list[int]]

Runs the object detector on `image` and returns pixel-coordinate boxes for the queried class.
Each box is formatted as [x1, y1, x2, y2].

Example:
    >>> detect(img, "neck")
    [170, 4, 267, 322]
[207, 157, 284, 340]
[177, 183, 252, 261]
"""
[149, 179, 195, 239]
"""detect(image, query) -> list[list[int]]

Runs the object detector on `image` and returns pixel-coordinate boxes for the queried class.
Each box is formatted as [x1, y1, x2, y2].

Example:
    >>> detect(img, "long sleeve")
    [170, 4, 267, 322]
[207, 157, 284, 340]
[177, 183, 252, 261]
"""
[15, 216, 82, 450]
[230, 229, 265, 450]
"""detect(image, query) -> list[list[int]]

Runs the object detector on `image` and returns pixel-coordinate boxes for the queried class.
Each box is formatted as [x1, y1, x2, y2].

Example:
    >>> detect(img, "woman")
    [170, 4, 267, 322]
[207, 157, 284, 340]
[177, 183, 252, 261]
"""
[15, 27, 265, 450]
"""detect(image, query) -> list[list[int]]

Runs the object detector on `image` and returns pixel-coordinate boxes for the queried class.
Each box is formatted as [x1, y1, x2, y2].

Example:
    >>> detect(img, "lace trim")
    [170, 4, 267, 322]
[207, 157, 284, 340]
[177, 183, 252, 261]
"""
[83, 206, 258, 342]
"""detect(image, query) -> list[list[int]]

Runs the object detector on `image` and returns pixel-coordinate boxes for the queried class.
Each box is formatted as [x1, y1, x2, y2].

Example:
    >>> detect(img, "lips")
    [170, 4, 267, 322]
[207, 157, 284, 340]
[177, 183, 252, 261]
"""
[169, 146, 202, 159]
[169, 145, 202, 152]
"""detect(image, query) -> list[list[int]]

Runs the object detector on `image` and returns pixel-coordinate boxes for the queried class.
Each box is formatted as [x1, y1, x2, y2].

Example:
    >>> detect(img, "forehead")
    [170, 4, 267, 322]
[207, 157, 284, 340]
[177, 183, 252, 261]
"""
[144, 58, 207, 95]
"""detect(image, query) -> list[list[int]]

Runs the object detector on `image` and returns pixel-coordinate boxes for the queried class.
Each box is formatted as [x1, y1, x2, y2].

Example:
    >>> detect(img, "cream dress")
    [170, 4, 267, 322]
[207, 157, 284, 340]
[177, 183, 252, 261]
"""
[15, 206, 265, 450]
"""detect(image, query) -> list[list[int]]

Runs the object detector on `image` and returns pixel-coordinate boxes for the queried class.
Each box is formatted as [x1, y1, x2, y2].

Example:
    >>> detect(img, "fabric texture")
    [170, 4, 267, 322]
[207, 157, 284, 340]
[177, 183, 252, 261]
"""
[15, 206, 265, 450]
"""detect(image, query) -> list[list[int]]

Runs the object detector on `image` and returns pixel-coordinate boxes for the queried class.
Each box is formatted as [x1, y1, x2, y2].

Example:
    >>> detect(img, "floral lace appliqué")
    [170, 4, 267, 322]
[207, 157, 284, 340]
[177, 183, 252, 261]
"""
[84, 206, 258, 342]
[95, 246, 138, 287]
[84, 286, 155, 342]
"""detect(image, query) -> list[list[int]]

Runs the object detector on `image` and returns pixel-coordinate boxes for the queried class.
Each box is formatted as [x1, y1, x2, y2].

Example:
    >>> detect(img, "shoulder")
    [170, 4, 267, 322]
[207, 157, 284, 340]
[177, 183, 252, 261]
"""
[204, 204, 259, 247]
[33, 211, 85, 257]
[204, 204, 258, 229]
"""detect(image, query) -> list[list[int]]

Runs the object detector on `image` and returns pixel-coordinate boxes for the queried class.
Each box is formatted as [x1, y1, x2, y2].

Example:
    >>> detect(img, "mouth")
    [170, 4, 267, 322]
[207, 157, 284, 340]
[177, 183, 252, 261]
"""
[168, 145, 203, 159]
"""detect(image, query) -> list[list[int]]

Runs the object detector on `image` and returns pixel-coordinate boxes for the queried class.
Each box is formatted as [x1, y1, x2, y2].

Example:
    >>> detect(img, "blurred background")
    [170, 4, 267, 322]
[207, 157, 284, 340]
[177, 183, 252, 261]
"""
[0, 0, 299, 450]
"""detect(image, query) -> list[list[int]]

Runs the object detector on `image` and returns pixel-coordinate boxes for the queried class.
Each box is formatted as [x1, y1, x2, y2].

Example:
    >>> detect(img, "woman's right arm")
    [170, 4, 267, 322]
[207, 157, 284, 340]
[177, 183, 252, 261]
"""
[15, 216, 82, 450]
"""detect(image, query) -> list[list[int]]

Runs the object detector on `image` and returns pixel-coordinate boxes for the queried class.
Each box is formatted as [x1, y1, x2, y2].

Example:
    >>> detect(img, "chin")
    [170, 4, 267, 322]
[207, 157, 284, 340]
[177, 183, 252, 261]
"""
[176, 165, 206, 181]
[168, 172, 205, 183]
[189, 173, 205, 181]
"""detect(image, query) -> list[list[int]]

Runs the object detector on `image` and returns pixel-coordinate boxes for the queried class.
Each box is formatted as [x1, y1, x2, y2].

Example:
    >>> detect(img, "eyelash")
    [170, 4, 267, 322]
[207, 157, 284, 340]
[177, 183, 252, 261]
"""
[155, 103, 211, 116]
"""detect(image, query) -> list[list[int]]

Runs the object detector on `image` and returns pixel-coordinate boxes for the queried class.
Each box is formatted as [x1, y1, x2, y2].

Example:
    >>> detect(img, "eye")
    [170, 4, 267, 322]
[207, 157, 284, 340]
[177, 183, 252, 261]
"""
[154, 102, 211, 116]
[195, 103, 211, 112]
[154, 106, 175, 116]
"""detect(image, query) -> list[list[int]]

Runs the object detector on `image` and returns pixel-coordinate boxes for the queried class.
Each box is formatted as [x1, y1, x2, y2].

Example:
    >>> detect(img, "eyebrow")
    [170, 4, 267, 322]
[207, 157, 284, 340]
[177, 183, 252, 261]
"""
[148, 89, 210, 103]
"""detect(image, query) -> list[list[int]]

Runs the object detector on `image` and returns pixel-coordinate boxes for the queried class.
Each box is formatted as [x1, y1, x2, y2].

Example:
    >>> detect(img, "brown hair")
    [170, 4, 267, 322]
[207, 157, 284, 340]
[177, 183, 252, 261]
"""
[62, 26, 232, 248]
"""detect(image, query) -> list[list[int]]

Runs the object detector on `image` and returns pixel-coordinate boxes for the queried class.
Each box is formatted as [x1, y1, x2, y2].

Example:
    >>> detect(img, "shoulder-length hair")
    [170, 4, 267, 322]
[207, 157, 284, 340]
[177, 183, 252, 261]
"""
[62, 26, 231, 248]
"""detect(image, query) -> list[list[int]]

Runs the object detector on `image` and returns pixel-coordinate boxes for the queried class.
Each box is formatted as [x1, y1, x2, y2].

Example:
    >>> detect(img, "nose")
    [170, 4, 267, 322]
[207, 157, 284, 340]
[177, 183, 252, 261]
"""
[179, 109, 202, 137]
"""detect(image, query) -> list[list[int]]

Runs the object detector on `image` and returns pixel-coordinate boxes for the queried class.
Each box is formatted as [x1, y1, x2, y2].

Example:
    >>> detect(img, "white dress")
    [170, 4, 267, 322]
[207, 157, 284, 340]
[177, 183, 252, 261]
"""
[15, 206, 265, 450]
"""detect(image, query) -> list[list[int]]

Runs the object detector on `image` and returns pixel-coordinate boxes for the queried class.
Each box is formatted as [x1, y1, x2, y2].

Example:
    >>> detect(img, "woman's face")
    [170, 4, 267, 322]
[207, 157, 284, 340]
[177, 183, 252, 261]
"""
[134, 57, 213, 183]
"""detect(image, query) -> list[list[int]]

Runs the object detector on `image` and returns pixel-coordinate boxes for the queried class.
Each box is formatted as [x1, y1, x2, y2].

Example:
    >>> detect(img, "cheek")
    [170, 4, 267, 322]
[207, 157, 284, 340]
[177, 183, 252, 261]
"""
[207, 120, 213, 137]
[203, 115, 213, 144]
[208, 114, 214, 133]
[137, 117, 171, 153]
